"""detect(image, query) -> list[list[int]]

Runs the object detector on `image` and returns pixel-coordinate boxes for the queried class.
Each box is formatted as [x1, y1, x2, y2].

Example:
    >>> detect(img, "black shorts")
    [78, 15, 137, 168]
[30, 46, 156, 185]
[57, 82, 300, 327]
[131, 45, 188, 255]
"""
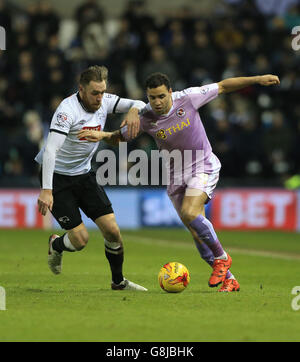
[40, 170, 113, 230]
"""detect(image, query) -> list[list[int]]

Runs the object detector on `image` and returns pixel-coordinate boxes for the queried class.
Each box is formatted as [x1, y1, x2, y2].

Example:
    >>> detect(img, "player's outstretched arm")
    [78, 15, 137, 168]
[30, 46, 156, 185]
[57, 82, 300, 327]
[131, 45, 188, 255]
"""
[218, 74, 280, 94]
[77, 129, 122, 145]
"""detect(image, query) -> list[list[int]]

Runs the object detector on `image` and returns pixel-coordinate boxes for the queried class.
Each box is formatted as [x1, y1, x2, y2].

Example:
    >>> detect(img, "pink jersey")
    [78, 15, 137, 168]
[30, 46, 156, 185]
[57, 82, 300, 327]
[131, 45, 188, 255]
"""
[122, 83, 221, 194]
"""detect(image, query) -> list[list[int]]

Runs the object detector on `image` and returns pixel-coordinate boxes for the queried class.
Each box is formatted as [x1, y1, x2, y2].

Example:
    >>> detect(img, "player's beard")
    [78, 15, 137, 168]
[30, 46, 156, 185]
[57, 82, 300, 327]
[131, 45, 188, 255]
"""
[81, 94, 101, 113]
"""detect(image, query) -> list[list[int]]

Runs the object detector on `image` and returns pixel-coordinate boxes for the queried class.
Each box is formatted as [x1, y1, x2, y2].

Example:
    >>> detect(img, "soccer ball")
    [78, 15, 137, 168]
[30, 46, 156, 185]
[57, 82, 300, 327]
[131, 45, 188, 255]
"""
[158, 262, 190, 293]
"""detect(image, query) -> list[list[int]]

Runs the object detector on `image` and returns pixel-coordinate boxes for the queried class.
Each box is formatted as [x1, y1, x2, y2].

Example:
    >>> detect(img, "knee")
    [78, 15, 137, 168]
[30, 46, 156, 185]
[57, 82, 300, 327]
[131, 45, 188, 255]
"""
[102, 225, 121, 244]
[180, 207, 200, 226]
[70, 230, 89, 251]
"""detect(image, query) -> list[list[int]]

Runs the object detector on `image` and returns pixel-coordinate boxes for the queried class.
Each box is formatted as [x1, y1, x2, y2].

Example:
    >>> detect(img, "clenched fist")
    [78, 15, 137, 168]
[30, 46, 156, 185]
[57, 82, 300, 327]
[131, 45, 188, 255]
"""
[258, 75, 280, 86]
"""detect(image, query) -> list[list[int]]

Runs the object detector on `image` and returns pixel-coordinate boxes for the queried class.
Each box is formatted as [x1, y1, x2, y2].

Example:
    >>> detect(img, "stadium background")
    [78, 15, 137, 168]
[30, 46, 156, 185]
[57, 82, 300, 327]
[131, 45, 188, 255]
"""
[0, 0, 300, 231]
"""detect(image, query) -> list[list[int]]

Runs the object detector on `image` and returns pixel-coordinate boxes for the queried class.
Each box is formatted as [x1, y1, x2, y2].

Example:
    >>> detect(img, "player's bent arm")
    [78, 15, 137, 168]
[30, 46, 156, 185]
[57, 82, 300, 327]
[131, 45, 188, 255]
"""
[217, 74, 280, 94]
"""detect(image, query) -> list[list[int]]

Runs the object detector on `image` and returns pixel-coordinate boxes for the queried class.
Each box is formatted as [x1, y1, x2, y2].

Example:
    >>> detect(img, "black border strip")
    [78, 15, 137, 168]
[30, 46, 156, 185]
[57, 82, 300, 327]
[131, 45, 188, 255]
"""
[112, 97, 121, 114]
[50, 128, 68, 136]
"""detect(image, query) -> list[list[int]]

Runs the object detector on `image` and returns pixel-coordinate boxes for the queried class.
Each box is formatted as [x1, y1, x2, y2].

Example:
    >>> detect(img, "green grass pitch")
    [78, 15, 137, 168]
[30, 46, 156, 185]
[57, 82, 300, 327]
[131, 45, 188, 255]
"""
[0, 228, 300, 342]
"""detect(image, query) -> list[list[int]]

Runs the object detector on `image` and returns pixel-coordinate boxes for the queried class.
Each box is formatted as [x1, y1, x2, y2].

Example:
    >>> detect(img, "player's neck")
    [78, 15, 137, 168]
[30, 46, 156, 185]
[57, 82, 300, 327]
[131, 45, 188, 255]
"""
[77, 91, 94, 113]
[163, 100, 173, 116]
[157, 99, 173, 117]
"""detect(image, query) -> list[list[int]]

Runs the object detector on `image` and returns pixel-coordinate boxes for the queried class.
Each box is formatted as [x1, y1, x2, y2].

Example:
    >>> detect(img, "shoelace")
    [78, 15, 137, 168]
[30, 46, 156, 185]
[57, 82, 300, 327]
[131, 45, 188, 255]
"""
[211, 260, 226, 276]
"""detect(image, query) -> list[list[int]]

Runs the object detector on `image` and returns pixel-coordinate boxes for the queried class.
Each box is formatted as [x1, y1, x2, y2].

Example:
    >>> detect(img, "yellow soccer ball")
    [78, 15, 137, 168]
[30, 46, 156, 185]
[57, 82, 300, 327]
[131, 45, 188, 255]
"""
[158, 262, 190, 293]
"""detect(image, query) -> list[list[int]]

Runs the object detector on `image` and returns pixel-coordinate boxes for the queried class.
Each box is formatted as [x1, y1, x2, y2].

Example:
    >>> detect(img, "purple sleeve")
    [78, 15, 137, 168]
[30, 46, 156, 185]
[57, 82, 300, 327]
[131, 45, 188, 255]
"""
[186, 83, 219, 110]
[120, 125, 143, 141]
[120, 125, 130, 141]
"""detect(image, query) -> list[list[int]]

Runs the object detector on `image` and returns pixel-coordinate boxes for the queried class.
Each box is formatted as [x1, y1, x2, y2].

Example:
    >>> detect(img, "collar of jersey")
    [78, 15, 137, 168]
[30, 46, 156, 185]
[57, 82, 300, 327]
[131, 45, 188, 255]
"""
[76, 92, 95, 113]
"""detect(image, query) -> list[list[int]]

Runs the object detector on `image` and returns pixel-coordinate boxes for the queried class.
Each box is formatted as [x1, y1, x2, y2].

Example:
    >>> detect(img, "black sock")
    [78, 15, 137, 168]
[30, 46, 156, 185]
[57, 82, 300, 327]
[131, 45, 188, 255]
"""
[52, 234, 75, 253]
[105, 249, 124, 285]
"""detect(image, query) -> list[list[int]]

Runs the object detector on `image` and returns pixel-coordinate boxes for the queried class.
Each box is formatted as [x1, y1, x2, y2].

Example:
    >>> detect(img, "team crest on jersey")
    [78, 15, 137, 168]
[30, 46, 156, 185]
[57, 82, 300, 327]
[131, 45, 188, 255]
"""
[58, 216, 70, 223]
[176, 108, 185, 117]
[78, 120, 86, 125]
[156, 129, 167, 139]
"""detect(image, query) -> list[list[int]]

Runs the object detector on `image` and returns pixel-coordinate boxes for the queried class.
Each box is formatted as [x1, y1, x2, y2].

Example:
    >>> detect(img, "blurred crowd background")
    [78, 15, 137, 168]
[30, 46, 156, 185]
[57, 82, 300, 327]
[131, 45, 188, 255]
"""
[0, 0, 300, 188]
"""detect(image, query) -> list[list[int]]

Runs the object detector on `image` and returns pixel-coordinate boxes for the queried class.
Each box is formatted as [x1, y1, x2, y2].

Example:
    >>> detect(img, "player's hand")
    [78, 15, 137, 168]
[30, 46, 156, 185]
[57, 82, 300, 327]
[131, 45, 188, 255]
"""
[77, 130, 106, 142]
[120, 108, 140, 139]
[258, 75, 280, 86]
[37, 189, 53, 216]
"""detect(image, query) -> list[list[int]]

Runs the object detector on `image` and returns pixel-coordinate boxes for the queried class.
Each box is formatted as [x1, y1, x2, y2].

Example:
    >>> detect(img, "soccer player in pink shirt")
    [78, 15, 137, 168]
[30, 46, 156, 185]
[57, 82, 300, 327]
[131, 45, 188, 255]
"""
[78, 72, 280, 292]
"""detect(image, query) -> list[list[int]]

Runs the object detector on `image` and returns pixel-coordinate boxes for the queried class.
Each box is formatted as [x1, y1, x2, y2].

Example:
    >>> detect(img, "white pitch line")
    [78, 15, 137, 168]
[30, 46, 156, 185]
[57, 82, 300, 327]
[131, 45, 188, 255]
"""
[123, 234, 300, 261]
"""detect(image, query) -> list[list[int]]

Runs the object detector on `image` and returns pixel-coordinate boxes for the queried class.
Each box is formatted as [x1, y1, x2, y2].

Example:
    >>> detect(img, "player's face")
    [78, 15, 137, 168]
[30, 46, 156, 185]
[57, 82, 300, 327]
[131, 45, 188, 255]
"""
[80, 80, 106, 112]
[147, 85, 172, 115]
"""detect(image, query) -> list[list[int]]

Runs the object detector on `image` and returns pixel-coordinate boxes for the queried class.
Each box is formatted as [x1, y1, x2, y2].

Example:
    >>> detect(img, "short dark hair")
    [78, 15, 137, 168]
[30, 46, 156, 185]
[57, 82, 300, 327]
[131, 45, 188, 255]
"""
[145, 72, 171, 90]
[79, 65, 108, 86]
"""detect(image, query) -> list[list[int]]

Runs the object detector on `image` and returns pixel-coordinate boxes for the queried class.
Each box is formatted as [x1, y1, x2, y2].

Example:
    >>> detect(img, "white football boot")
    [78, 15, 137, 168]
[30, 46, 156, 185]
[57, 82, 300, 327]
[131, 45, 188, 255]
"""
[48, 234, 63, 275]
[111, 279, 147, 291]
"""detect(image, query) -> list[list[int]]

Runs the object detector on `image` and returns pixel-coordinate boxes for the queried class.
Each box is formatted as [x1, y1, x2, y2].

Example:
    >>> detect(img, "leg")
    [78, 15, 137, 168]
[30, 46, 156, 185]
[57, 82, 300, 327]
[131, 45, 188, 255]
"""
[94, 213, 147, 291]
[48, 223, 89, 275]
[47, 173, 89, 274]
[52, 223, 89, 253]
[182, 196, 234, 280]
[180, 189, 233, 287]
[78, 171, 146, 290]
[170, 192, 215, 266]
[181, 191, 227, 259]
[94, 213, 124, 285]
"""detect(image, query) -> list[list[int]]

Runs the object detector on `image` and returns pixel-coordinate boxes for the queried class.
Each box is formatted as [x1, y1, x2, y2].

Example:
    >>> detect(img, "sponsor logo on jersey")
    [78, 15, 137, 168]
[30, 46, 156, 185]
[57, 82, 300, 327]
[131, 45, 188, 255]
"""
[155, 119, 191, 139]
[156, 129, 167, 139]
[79, 125, 102, 141]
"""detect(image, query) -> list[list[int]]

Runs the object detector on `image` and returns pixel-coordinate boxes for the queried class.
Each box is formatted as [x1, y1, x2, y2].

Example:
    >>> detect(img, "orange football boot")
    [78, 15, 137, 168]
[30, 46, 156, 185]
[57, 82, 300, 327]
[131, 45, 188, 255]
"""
[208, 253, 232, 287]
[218, 278, 240, 292]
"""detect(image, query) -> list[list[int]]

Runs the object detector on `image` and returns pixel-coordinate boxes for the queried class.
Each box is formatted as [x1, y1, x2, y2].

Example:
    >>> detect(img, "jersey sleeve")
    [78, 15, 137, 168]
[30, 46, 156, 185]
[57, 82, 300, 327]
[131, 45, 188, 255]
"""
[42, 131, 67, 189]
[49, 102, 74, 135]
[120, 125, 143, 141]
[103, 93, 122, 114]
[104, 93, 146, 114]
[114, 98, 146, 113]
[182, 83, 219, 110]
